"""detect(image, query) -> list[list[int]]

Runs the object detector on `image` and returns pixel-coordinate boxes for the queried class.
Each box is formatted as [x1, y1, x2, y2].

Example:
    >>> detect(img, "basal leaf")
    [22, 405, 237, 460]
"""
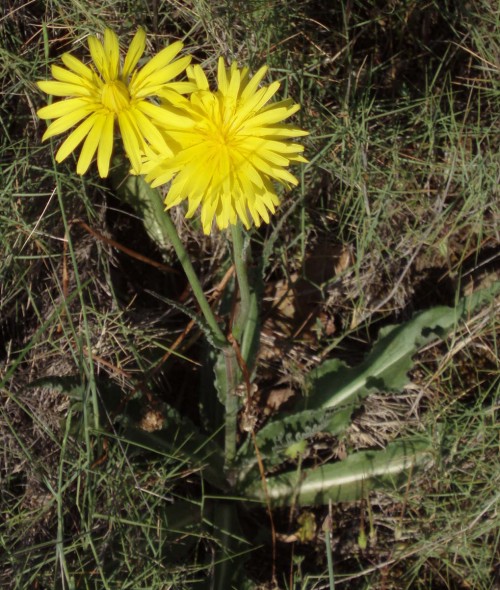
[304, 283, 500, 410]
[27, 375, 86, 400]
[236, 284, 498, 489]
[234, 405, 353, 485]
[111, 160, 172, 253]
[243, 435, 434, 506]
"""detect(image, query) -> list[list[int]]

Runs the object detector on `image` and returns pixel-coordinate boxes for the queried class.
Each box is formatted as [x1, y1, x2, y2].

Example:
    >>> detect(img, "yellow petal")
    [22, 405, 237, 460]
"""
[237, 161, 265, 189]
[242, 125, 308, 138]
[246, 153, 276, 176]
[37, 80, 93, 97]
[240, 64, 268, 102]
[55, 115, 97, 162]
[157, 81, 198, 96]
[164, 175, 188, 204]
[189, 64, 209, 91]
[131, 41, 183, 89]
[41, 106, 93, 140]
[215, 197, 231, 229]
[229, 86, 270, 128]
[243, 103, 299, 128]
[258, 148, 290, 167]
[255, 196, 272, 223]
[37, 98, 91, 120]
[123, 28, 146, 80]
[88, 34, 107, 80]
[217, 58, 228, 94]
[97, 114, 114, 177]
[226, 65, 241, 100]
[103, 29, 120, 80]
[131, 107, 173, 154]
[186, 193, 203, 217]
[201, 198, 216, 234]
[137, 101, 194, 129]
[255, 139, 305, 155]
[134, 55, 191, 97]
[77, 114, 106, 174]
[234, 193, 251, 229]
[51, 65, 88, 87]
[61, 53, 95, 82]
[149, 168, 176, 188]
[118, 110, 142, 173]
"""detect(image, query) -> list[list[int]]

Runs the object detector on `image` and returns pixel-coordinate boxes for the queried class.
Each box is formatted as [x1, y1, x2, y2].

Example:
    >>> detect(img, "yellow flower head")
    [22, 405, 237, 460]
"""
[142, 57, 308, 234]
[37, 28, 193, 177]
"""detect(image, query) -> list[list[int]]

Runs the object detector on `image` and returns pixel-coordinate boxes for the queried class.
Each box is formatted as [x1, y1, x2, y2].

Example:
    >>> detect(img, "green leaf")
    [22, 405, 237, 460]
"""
[26, 375, 125, 439]
[234, 406, 345, 484]
[304, 283, 500, 411]
[111, 159, 172, 254]
[28, 374, 228, 489]
[26, 375, 86, 400]
[236, 284, 499, 489]
[243, 435, 434, 506]
[145, 287, 221, 349]
[285, 439, 308, 460]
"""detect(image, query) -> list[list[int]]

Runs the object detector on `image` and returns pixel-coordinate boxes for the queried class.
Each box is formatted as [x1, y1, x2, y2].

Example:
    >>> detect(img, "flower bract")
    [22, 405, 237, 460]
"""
[37, 28, 193, 177]
[142, 57, 308, 234]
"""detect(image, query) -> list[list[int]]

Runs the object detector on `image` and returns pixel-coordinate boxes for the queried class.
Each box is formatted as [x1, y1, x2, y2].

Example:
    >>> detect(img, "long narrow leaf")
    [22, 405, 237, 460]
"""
[304, 283, 500, 410]
[243, 436, 434, 506]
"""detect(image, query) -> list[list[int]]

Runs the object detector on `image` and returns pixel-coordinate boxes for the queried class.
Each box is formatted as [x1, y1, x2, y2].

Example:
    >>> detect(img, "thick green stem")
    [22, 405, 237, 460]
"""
[148, 187, 241, 472]
[230, 223, 251, 342]
[223, 223, 260, 473]
[230, 223, 259, 365]
[223, 223, 256, 471]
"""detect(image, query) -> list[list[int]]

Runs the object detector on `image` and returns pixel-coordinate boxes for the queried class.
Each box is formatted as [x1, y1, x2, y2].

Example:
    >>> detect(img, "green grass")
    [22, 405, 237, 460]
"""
[1, 0, 499, 588]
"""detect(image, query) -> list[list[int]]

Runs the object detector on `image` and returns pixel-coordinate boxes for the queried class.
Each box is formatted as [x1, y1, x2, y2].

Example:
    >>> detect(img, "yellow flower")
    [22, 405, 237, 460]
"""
[37, 28, 193, 177]
[142, 57, 308, 234]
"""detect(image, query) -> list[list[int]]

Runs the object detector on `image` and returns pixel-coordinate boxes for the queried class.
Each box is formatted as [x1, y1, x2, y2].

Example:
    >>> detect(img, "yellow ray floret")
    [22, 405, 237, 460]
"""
[142, 57, 308, 234]
[37, 28, 194, 177]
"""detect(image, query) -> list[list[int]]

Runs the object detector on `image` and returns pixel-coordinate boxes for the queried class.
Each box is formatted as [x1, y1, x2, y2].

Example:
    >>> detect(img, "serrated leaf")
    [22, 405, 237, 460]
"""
[285, 439, 308, 460]
[243, 436, 434, 506]
[234, 406, 348, 484]
[26, 375, 86, 400]
[236, 284, 499, 489]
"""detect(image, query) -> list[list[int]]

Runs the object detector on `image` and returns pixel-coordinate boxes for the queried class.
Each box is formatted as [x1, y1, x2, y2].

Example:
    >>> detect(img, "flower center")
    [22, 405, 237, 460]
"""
[215, 128, 230, 145]
[101, 80, 131, 113]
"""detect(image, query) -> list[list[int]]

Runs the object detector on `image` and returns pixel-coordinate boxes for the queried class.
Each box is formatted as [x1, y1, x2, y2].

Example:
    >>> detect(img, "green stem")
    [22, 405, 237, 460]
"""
[231, 223, 259, 360]
[223, 223, 255, 471]
[115, 172, 227, 348]
[230, 223, 251, 341]
[136, 178, 227, 348]
[230, 223, 259, 366]
[223, 223, 260, 473]
[162, 212, 226, 346]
